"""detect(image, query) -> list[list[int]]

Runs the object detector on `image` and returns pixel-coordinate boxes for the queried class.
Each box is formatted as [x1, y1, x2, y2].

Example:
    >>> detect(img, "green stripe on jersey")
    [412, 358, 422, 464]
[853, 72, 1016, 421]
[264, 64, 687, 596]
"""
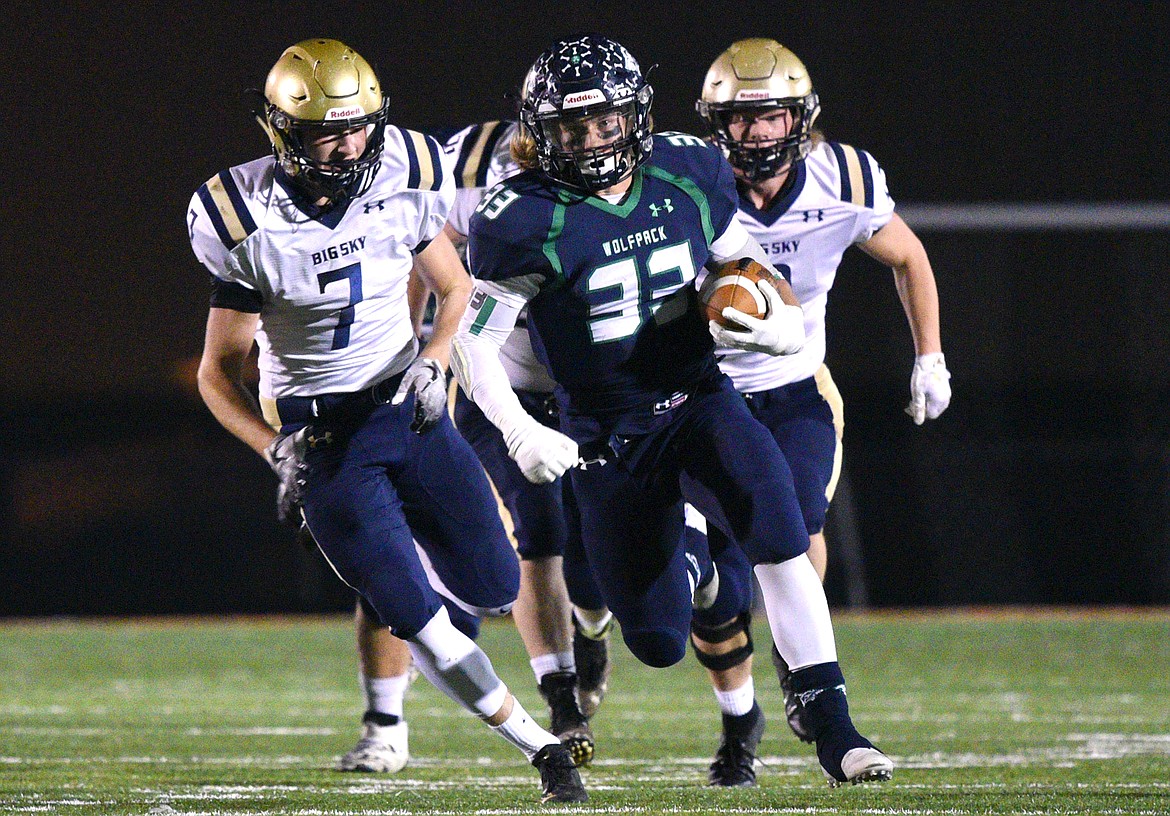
[643, 165, 714, 245]
[542, 200, 567, 282]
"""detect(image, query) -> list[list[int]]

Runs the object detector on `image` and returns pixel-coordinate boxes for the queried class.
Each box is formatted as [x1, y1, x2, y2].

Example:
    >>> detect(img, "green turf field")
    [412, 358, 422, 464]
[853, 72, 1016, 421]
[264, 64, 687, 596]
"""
[2, 610, 1168, 814]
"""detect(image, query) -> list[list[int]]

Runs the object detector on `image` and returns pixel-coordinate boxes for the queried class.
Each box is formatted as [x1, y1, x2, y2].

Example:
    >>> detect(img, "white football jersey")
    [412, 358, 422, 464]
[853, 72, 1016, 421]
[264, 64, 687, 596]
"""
[441, 121, 557, 394]
[717, 140, 895, 393]
[188, 126, 453, 402]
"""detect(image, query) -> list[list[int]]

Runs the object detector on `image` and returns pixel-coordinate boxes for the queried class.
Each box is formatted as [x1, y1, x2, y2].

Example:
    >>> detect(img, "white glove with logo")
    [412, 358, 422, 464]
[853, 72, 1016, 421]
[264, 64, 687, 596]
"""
[906, 352, 952, 424]
[709, 280, 806, 356]
[504, 420, 580, 484]
[392, 356, 447, 434]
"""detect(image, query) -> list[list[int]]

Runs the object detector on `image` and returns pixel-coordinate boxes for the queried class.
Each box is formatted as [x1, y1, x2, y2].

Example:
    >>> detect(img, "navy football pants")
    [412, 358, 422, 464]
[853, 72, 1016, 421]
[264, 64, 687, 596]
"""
[701, 374, 838, 620]
[568, 374, 809, 667]
[299, 399, 519, 640]
[453, 387, 606, 610]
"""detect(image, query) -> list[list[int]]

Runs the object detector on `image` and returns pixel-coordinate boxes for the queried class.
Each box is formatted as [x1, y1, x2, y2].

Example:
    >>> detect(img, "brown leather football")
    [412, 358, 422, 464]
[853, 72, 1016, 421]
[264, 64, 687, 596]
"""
[699, 258, 776, 327]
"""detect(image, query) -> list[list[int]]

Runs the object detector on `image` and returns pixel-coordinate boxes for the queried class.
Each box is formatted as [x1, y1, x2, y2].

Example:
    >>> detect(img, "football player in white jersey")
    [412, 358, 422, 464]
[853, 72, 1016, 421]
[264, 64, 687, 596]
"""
[188, 39, 585, 804]
[695, 38, 950, 749]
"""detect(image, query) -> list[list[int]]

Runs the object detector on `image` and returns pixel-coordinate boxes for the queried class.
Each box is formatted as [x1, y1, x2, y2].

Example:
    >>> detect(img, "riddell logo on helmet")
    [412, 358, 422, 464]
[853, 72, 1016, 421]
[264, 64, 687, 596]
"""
[325, 107, 364, 120]
[563, 89, 607, 109]
[735, 90, 772, 101]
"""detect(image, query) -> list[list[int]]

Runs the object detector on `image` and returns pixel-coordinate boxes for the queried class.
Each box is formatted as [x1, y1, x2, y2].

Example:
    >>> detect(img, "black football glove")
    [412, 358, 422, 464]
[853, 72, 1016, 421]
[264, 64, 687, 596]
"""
[263, 428, 309, 526]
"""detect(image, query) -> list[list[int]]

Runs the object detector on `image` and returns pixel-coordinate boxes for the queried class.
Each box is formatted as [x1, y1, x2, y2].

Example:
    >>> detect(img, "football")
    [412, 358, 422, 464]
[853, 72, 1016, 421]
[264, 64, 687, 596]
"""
[699, 258, 778, 327]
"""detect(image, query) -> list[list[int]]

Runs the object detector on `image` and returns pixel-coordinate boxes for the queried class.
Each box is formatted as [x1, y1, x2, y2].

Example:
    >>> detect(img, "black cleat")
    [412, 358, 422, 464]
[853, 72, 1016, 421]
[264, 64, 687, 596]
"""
[572, 616, 613, 719]
[539, 671, 595, 767]
[532, 743, 588, 804]
[771, 644, 813, 742]
[708, 701, 766, 787]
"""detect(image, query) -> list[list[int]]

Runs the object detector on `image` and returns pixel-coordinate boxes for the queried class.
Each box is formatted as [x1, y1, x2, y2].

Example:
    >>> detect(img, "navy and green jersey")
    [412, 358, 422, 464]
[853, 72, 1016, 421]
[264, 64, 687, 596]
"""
[467, 133, 739, 429]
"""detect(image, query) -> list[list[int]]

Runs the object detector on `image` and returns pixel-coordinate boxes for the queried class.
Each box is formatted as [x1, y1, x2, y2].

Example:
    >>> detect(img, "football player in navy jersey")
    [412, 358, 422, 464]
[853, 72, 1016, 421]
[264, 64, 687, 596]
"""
[453, 34, 893, 788]
[189, 39, 584, 804]
[437, 119, 600, 767]
[693, 38, 950, 750]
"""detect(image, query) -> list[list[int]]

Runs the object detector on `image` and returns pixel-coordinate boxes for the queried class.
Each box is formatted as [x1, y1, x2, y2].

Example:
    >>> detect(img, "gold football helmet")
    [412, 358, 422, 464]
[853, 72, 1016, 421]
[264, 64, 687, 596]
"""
[696, 38, 820, 181]
[260, 38, 389, 203]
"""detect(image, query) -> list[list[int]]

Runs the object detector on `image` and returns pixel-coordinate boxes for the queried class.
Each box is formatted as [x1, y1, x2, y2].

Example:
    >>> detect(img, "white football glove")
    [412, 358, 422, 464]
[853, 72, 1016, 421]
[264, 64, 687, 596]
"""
[503, 420, 579, 484]
[906, 352, 952, 424]
[391, 356, 447, 434]
[709, 280, 806, 356]
[264, 427, 309, 526]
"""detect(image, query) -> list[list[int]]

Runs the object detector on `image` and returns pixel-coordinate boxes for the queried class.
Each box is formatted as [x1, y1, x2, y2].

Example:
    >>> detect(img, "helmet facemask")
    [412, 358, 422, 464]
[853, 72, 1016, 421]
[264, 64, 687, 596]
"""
[525, 88, 652, 192]
[701, 97, 818, 182]
[266, 98, 389, 205]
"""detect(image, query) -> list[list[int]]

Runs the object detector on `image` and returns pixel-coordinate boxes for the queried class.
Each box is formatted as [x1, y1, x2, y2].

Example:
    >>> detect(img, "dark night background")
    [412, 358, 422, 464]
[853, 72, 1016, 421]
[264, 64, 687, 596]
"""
[4, 1, 1169, 615]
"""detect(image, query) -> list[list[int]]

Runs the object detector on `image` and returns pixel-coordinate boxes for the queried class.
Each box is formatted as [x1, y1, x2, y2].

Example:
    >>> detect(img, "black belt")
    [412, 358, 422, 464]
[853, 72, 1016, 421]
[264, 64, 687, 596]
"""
[275, 369, 408, 427]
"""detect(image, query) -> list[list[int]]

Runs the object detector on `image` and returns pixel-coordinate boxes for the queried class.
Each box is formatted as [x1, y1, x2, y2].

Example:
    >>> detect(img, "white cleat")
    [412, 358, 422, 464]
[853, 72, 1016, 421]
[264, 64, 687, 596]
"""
[826, 746, 894, 787]
[336, 719, 409, 773]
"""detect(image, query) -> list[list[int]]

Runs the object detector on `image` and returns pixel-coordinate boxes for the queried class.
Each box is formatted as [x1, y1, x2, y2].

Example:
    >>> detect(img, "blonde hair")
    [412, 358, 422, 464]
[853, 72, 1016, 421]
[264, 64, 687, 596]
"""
[510, 127, 541, 170]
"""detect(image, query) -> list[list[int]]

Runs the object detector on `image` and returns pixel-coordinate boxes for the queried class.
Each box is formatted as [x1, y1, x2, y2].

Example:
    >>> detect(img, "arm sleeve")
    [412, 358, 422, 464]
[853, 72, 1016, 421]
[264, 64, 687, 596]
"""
[451, 279, 538, 440]
[707, 222, 788, 287]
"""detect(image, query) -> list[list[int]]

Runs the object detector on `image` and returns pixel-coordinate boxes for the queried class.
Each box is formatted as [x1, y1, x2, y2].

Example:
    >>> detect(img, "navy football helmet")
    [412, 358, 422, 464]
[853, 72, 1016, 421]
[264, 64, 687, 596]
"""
[519, 34, 654, 192]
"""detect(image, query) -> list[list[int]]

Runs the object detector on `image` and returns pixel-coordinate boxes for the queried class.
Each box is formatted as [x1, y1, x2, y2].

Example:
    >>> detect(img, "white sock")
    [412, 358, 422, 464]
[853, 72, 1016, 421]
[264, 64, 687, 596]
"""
[754, 556, 838, 670]
[491, 698, 559, 761]
[530, 651, 575, 684]
[572, 607, 613, 639]
[714, 677, 756, 717]
[362, 673, 410, 719]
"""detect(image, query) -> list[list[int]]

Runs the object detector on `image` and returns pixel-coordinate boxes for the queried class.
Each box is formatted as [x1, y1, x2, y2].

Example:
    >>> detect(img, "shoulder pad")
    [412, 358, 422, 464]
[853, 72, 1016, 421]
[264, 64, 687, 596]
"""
[196, 170, 258, 251]
[392, 127, 445, 192]
[453, 120, 514, 189]
[827, 142, 875, 208]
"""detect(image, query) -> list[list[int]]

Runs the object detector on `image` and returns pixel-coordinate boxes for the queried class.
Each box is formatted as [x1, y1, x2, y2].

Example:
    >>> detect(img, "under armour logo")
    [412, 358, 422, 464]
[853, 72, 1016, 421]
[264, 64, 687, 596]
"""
[363, 199, 387, 213]
[576, 454, 608, 470]
[802, 209, 825, 222]
[649, 199, 673, 217]
[307, 431, 333, 449]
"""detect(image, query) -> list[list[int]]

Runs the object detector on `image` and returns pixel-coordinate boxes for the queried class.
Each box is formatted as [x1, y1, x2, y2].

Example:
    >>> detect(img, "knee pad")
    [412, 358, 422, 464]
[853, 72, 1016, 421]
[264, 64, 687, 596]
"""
[407, 607, 506, 718]
[690, 611, 754, 672]
[622, 626, 687, 668]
